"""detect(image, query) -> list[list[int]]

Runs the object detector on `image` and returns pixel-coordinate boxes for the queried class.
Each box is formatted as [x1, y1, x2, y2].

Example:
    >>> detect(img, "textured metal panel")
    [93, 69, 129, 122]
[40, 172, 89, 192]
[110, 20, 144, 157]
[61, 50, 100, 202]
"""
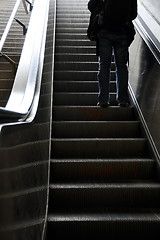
[0, 0, 55, 239]
[129, 32, 160, 158]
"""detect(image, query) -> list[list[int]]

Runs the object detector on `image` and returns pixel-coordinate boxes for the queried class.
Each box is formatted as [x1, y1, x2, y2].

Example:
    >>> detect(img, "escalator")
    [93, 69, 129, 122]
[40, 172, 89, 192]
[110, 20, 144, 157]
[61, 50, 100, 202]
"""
[47, 0, 160, 238]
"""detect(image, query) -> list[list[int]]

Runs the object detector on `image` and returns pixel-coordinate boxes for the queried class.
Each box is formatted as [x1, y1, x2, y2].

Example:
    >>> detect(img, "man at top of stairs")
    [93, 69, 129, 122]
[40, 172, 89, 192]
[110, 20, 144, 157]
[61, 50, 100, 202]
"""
[88, 0, 137, 108]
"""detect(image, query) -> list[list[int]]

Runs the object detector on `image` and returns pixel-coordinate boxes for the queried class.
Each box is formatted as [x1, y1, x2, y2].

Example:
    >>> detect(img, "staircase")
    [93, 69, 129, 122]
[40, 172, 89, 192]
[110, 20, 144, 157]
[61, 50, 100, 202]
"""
[0, 0, 31, 107]
[47, 0, 160, 238]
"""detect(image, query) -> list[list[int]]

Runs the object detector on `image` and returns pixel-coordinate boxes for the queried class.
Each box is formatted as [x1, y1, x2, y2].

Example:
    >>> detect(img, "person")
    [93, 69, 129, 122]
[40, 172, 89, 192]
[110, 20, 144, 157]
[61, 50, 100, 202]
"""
[88, 0, 138, 107]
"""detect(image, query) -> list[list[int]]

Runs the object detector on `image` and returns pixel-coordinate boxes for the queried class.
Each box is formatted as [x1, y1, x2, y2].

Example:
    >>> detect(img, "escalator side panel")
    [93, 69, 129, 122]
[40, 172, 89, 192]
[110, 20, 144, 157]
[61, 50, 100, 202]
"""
[129, 31, 160, 161]
[0, 0, 55, 239]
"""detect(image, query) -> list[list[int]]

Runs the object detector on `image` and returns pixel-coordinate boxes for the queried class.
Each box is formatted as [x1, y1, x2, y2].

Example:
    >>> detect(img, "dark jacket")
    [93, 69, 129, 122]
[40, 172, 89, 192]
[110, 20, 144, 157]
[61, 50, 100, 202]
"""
[88, 0, 137, 54]
[88, 0, 137, 32]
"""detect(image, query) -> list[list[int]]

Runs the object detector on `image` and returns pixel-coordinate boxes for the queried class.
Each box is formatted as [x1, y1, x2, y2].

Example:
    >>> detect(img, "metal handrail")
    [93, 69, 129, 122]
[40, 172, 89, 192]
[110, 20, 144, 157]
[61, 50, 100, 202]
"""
[0, 0, 50, 121]
[134, 16, 160, 65]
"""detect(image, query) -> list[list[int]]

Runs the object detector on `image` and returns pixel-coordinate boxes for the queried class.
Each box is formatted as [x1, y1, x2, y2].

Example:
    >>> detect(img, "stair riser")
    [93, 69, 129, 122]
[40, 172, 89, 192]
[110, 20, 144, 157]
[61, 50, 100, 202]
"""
[56, 28, 88, 34]
[0, 80, 13, 89]
[50, 160, 155, 181]
[3, 42, 24, 48]
[54, 62, 99, 71]
[2, 47, 22, 54]
[51, 139, 148, 158]
[54, 62, 115, 71]
[55, 33, 93, 40]
[54, 54, 98, 62]
[54, 71, 115, 81]
[0, 71, 14, 79]
[54, 46, 96, 54]
[53, 93, 117, 106]
[47, 221, 160, 239]
[56, 11, 89, 15]
[0, 90, 10, 99]
[0, 63, 14, 70]
[2, 35, 25, 40]
[0, 55, 20, 63]
[56, 23, 89, 29]
[53, 107, 136, 121]
[49, 186, 160, 208]
[56, 18, 90, 23]
[53, 81, 117, 92]
[52, 122, 140, 138]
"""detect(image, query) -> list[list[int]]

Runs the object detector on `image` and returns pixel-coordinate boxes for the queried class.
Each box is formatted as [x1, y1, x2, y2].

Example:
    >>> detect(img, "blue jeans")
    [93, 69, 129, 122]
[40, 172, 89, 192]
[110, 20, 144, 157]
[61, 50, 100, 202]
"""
[97, 29, 129, 104]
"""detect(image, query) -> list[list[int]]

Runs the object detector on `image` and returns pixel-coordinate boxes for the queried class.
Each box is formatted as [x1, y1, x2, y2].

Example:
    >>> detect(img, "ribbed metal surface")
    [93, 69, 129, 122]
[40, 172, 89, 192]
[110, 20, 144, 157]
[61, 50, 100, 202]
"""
[47, 0, 160, 238]
[0, 0, 55, 239]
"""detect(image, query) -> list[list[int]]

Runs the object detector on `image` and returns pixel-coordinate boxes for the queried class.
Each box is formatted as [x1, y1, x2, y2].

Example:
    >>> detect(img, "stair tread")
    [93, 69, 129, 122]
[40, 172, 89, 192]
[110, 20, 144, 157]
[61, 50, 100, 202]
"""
[53, 92, 114, 95]
[51, 158, 154, 162]
[53, 106, 133, 109]
[50, 181, 160, 188]
[52, 138, 146, 140]
[48, 208, 160, 221]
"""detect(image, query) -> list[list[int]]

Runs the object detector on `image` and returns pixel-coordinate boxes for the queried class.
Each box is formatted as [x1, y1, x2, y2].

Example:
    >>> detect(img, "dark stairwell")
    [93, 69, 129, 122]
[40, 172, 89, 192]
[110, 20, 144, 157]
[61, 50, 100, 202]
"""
[47, 0, 160, 238]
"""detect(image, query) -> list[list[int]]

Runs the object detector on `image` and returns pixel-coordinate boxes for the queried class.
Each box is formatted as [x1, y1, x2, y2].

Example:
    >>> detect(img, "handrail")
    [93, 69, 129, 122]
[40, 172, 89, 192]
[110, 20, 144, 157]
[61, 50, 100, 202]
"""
[134, 1, 160, 64]
[0, 0, 50, 121]
[134, 16, 160, 65]
[0, 0, 21, 52]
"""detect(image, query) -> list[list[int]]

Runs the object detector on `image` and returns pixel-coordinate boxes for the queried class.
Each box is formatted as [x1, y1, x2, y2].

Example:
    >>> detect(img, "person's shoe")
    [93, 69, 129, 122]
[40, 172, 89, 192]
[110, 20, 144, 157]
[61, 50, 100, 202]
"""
[118, 101, 130, 107]
[97, 101, 110, 108]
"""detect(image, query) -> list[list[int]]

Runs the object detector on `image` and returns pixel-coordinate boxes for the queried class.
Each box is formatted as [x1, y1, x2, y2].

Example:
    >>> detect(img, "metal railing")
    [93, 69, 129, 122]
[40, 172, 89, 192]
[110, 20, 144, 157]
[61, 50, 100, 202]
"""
[134, 16, 160, 65]
[0, 0, 50, 121]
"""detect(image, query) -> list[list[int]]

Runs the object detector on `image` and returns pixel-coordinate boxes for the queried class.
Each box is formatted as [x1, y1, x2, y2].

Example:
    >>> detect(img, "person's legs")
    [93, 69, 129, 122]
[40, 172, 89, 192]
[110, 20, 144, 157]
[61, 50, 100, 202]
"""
[114, 33, 130, 105]
[97, 30, 113, 105]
